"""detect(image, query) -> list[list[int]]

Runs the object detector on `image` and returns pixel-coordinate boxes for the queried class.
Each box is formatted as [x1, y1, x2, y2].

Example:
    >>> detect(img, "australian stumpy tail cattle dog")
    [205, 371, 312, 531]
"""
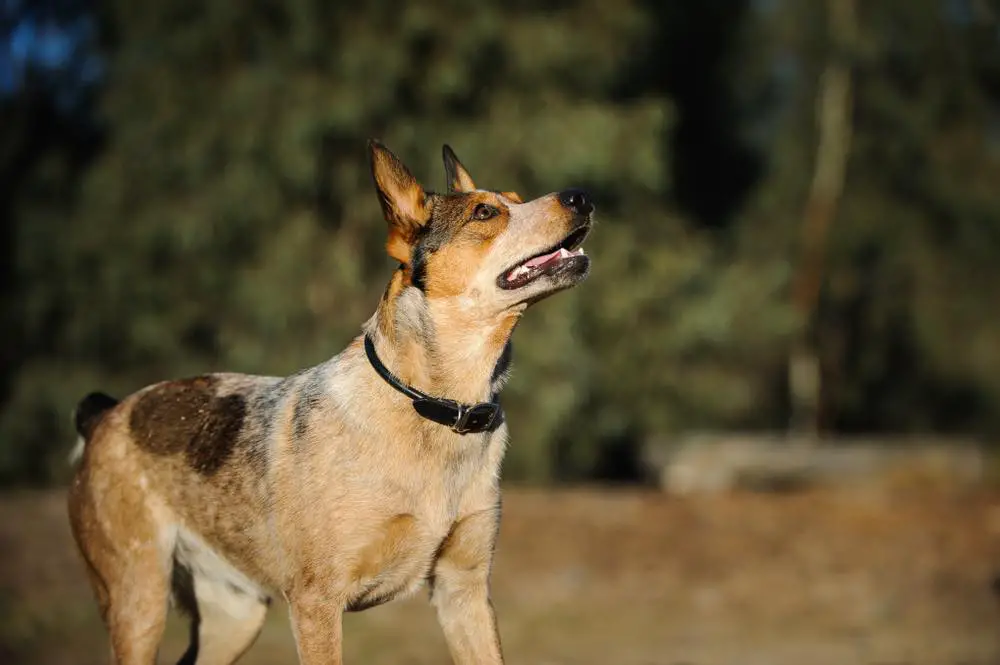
[67, 140, 593, 665]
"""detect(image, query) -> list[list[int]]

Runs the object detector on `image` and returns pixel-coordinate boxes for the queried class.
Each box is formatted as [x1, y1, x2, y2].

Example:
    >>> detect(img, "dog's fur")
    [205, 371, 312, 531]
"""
[67, 141, 593, 665]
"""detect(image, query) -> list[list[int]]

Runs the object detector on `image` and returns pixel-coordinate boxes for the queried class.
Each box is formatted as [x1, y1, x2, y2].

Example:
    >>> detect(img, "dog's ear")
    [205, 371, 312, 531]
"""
[442, 144, 477, 193]
[369, 140, 430, 264]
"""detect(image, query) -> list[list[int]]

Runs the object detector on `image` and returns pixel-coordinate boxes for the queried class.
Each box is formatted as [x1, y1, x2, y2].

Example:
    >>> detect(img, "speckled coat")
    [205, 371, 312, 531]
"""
[67, 141, 593, 665]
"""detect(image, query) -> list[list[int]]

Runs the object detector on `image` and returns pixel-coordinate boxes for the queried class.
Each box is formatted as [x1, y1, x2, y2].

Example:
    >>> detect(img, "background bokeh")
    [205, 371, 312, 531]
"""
[5, 0, 1000, 483]
[2, 1, 1000, 664]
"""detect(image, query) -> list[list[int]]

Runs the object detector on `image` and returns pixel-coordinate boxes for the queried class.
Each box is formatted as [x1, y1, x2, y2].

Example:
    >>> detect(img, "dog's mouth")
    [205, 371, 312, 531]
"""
[498, 224, 591, 290]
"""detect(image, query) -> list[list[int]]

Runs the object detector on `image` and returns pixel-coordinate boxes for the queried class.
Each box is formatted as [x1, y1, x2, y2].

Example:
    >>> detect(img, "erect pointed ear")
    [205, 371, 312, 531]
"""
[369, 140, 430, 264]
[442, 144, 477, 193]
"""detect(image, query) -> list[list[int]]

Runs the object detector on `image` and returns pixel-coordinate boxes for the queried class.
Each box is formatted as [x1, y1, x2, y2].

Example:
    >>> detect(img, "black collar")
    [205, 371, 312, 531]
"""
[363, 335, 502, 434]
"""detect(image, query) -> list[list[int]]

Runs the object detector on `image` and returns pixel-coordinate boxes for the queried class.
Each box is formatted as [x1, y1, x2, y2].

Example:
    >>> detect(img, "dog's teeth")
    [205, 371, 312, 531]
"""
[508, 265, 529, 281]
[508, 244, 586, 284]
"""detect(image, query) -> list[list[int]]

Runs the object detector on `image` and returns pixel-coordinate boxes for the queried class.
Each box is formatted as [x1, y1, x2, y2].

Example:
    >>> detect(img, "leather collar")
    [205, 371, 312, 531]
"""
[363, 335, 502, 434]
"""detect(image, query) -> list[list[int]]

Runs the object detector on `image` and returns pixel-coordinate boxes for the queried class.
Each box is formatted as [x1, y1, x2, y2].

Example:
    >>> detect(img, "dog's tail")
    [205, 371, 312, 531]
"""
[69, 392, 119, 464]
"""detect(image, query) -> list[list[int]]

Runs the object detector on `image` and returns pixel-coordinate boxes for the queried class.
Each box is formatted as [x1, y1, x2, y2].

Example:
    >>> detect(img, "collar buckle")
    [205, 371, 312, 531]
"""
[451, 401, 501, 434]
[365, 335, 503, 435]
[451, 403, 473, 434]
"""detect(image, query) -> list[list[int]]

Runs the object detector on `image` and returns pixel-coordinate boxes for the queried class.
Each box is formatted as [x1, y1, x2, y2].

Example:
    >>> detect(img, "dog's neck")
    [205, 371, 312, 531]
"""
[365, 274, 521, 405]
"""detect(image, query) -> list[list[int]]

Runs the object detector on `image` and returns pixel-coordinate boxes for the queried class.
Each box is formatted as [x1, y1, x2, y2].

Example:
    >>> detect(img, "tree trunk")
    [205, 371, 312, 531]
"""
[788, 0, 856, 437]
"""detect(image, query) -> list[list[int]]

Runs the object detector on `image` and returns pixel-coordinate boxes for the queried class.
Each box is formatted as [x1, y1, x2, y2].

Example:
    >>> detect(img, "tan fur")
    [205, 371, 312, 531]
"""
[68, 141, 592, 665]
[385, 228, 414, 265]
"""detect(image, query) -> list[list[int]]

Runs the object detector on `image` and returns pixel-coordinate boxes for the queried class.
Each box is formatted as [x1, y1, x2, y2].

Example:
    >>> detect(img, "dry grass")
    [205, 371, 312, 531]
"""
[1, 485, 998, 664]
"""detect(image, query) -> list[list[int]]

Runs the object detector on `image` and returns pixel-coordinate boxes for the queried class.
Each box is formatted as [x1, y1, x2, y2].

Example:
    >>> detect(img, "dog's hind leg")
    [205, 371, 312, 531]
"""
[174, 573, 268, 665]
[69, 477, 174, 665]
[105, 566, 171, 665]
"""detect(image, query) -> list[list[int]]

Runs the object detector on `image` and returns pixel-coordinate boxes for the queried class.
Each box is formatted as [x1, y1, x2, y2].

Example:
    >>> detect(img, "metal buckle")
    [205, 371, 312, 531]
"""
[450, 402, 498, 434]
[451, 404, 473, 434]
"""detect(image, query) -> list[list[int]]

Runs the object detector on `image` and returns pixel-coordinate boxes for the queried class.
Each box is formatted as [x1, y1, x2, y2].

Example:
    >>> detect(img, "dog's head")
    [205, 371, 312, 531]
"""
[369, 140, 592, 313]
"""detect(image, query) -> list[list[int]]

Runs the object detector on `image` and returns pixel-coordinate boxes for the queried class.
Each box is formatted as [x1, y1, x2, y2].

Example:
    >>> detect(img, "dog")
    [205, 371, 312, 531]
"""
[67, 140, 593, 665]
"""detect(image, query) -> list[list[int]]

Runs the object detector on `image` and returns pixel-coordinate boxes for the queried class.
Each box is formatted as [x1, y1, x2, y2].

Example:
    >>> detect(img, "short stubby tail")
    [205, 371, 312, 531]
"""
[69, 392, 120, 464]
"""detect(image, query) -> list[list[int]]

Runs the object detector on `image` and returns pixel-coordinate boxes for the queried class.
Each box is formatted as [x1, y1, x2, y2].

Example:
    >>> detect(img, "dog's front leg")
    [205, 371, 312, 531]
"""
[430, 508, 504, 665]
[288, 587, 345, 665]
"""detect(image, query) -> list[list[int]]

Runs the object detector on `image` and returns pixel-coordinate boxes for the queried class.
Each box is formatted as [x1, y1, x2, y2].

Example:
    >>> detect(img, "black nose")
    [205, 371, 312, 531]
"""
[558, 188, 593, 216]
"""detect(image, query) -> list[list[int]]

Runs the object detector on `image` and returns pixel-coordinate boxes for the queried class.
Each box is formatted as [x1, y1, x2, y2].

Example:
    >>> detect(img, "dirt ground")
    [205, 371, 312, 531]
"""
[1, 485, 998, 665]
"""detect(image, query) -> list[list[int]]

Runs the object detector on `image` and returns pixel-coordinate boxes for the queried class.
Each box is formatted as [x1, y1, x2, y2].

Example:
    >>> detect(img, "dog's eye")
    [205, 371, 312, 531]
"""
[471, 203, 499, 221]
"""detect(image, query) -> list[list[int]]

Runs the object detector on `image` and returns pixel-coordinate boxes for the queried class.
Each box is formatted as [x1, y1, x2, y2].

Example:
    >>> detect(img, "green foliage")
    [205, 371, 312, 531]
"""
[3, 0, 1000, 485]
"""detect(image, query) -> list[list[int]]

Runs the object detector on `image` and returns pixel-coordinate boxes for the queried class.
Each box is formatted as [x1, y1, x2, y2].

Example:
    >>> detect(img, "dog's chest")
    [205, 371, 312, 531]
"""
[339, 459, 487, 611]
[299, 424, 505, 611]
[342, 508, 452, 612]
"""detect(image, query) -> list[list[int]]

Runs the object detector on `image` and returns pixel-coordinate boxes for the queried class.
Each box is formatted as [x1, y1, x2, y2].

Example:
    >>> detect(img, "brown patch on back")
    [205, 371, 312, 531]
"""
[129, 376, 247, 476]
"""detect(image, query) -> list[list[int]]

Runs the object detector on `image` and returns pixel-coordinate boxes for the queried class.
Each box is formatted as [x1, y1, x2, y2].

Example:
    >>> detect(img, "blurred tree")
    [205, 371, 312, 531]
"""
[743, 0, 1000, 437]
[824, 0, 1000, 435]
[1, 0, 682, 483]
[618, 0, 763, 230]
[0, 0, 104, 483]
[3, 0, 1000, 486]
[788, 0, 856, 436]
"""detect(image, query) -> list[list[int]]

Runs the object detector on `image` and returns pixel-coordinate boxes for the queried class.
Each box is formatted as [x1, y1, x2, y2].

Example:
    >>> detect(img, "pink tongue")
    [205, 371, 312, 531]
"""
[524, 248, 567, 269]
